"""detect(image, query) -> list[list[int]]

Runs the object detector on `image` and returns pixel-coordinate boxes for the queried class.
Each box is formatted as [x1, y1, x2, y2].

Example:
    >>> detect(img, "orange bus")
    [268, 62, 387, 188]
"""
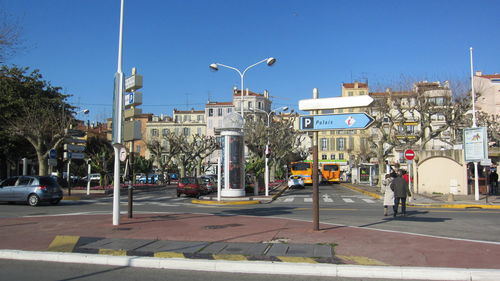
[290, 162, 313, 185]
[321, 163, 341, 184]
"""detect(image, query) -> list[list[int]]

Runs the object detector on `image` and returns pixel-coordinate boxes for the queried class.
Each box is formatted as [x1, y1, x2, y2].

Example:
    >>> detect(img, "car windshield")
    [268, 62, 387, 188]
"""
[292, 163, 310, 171]
[180, 178, 196, 184]
[323, 165, 339, 171]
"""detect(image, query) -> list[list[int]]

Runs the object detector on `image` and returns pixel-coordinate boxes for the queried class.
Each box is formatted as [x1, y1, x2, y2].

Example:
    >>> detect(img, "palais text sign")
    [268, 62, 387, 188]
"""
[300, 113, 374, 131]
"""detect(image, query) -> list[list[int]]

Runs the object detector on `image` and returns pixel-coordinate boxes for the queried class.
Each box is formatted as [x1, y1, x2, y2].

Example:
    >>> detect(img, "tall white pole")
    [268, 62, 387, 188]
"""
[240, 75, 244, 119]
[217, 157, 221, 202]
[265, 113, 271, 196]
[113, 0, 125, 225]
[86, 161, 91, 196]
[470, 47, 480, 201]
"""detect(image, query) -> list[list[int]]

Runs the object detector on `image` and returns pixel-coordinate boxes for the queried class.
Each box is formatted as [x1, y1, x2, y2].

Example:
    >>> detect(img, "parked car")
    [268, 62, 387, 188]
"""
[137, 174, 162, 184]
[288, 175, 305, 189]
[199, 176, 217, 193]
[177, 177, 208, 197]
[88, 173, 101, 182]
[0, 176, 64, 207]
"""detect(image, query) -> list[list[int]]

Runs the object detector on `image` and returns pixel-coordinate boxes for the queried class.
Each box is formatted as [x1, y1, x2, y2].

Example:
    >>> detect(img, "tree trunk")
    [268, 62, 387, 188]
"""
[38, 153, 48, 176]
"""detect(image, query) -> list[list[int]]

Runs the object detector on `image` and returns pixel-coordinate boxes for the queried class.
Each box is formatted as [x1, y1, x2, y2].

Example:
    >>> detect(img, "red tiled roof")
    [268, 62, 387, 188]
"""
[479, 74, 500, 79]
[206, 101, 233, 107]
[233, 89, 262, 97]
[343, 82, 368, 89]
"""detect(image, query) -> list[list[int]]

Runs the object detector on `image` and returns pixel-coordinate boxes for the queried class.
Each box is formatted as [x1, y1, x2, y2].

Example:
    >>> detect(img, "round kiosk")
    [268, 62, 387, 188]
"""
[220, 113, 245, 197]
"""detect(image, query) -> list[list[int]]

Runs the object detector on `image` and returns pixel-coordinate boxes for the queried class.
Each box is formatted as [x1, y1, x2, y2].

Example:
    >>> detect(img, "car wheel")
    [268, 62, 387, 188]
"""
[50, 199, 61, 205]
[28, 194, 40, 207]
[177, 192, 181, 197]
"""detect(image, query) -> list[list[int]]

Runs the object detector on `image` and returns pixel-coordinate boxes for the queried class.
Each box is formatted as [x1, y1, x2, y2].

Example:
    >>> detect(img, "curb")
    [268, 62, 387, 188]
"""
[1, 249, 499, 280]
[340, 183, 382, 199]
[408, 203, 500, 210]
[191, 199, 260, 205]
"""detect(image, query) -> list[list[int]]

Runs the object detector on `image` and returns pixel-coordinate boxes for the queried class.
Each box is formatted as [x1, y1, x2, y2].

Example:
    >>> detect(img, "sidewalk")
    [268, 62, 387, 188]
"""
[342, 182, 500, 209]
[1, 212, 500, 280]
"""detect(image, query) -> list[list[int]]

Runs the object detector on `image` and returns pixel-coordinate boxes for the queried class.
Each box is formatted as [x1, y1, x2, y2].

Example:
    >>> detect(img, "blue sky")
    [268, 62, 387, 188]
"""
[3, 0, 500, 123]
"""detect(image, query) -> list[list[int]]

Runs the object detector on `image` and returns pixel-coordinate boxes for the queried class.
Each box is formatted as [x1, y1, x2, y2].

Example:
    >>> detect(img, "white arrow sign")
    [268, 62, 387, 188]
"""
[299, 95, 374, 111]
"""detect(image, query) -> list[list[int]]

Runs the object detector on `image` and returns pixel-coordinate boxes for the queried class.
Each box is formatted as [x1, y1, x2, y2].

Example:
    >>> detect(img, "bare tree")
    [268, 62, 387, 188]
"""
[0, 10, 23, 63]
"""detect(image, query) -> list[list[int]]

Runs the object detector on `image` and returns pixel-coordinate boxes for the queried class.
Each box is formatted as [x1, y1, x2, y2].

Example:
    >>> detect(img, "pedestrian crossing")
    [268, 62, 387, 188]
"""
[276, 195, 380, 204]
[73, 194, 193, 207]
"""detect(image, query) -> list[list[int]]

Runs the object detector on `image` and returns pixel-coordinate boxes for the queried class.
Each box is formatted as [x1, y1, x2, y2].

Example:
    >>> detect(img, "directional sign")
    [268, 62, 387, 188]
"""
[299, 95, 374, 111]
[299, 113, 374, 131]
[64, 144, 86, 152]
[64, 152, 86, 160]
[65, 129, 85, 137]
[65, 138, 86, 144]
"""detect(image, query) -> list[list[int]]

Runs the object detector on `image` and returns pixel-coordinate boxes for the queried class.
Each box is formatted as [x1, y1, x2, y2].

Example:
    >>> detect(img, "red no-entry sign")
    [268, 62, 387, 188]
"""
[404, 149, 415, 161]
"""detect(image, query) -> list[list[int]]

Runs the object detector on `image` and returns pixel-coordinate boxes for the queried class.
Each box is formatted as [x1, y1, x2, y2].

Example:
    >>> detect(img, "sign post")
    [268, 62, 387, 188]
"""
[404, 149, 415, 199]
[299, 92, 374, 231]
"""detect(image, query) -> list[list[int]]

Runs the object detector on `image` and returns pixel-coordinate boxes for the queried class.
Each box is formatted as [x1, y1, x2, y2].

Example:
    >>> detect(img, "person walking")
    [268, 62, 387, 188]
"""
[489, 169, 498, 195]
[390, 170, 411, 217]
[380, 174, 395, 216]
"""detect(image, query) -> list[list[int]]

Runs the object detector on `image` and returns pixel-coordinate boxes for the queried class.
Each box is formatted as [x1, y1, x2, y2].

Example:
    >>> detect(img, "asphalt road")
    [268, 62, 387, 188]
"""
[1, 184, 499, 242]
[0, 259, 424, 281]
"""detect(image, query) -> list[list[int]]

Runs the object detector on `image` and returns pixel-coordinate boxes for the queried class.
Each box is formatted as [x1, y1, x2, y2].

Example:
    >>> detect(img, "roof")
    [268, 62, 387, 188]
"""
[343, 82, 368, 89]
[173, 109, 204, 114]
[369, 91, 414, 97]
[233, 89, 262, 97]
[478, 74, 500, 79]
[206, 101, 234, 107]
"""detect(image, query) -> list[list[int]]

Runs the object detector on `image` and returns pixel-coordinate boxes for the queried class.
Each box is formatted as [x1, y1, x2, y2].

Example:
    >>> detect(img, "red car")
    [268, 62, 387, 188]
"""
[177, 177, 208, 197]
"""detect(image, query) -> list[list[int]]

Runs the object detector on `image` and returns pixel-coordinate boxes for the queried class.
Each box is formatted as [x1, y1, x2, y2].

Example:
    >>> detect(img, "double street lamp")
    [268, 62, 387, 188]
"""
[252, 106, 289, 196]
[209, 57, 276, 120]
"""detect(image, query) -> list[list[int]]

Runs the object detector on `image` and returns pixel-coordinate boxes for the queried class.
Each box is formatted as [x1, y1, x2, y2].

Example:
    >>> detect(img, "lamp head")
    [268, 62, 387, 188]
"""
[82, 109, 90, 114]
[282, 106, 289, 111]
[266, 57, 276, 66]
[209, 63, 219, 71]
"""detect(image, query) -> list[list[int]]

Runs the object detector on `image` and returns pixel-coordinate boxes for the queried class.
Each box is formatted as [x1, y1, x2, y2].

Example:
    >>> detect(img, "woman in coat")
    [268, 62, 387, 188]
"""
[380, 174, 395, 216]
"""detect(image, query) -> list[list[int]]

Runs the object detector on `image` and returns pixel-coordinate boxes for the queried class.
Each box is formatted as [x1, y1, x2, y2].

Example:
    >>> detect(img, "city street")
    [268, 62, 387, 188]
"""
[1, 184, 499, 243]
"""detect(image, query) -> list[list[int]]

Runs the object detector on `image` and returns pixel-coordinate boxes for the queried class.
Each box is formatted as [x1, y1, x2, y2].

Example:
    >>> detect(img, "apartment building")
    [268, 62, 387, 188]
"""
[474, 72, 500, 116]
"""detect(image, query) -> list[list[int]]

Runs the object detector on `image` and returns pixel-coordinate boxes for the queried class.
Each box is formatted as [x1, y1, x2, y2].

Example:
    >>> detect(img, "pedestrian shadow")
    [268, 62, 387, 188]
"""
[217, 206, 295, 217]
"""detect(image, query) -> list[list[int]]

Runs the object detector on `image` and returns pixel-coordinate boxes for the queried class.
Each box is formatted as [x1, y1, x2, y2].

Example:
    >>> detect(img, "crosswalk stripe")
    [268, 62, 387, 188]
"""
[304, 198, 313, 203]
[362, 199, 375, 203]
[342, 198, 354, 203]
[284, 198, 294, 202]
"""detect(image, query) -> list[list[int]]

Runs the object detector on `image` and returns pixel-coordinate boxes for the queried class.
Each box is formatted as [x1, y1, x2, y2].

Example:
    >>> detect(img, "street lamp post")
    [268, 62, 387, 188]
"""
[252, 106, 288, 196]
[209, 57, 276, 120]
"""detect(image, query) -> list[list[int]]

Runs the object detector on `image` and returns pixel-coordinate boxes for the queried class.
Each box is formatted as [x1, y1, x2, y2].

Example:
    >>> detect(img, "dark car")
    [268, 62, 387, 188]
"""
[199, 176, 217, 193]
[177, 177, 208, 197]
[0, 176, 64, 207]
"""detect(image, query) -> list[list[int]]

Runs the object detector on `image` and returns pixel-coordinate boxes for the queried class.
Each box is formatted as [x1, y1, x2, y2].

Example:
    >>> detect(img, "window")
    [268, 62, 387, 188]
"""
[175, 116, 179, 122]
[337, 109, 344, 113]
[322, 154, 327, 160]
[183, 128, 190, 136]
[330, 154, 336, 160]
[218, 108, 223, 116]
[227, 108, 232, 113]
[359, 91, 365, 95]
[136, 145, 141, 153]
[323, 109, 334, 114]
[1, 177, 18, 187]
[197, 115, 203, 122]
[258, 101, 262, 109]
[151, 129, 159, 137]
[348, 91, 353, 96]
[208, 120, 212, 128]
[184, 115, 190, 122]
[162, 129, 169, 136]
[339, 153, 344, 160]
[208, 109, 214, 117]
[321, 138, 328, 151]
[248, 101, 252, 110]
[337, 138, 345, 150]
[197, 128, 202, 135]
[175, 128, 180, 135]
[18, 177, 33, 186]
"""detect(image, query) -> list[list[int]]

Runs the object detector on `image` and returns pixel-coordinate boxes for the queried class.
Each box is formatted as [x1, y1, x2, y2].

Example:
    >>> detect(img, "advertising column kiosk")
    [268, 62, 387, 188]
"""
[220, 113, 245, 197]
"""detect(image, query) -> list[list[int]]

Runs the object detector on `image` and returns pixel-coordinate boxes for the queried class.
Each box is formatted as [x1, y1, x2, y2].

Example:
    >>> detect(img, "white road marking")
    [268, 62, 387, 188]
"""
[343, 198, 354, 203]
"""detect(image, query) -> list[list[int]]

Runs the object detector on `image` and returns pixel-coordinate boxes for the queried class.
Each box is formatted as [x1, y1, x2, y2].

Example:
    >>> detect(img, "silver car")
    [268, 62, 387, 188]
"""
[0, 176, 64, 207]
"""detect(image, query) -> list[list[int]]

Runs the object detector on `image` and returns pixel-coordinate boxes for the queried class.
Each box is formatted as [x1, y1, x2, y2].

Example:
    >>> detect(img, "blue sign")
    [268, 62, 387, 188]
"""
[49, 149, 57, 159]
[300, 113, 374, 131]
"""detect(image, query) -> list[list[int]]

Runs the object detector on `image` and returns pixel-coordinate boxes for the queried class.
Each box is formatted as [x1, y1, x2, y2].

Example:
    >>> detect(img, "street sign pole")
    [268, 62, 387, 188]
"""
[312, 88, 320, 231]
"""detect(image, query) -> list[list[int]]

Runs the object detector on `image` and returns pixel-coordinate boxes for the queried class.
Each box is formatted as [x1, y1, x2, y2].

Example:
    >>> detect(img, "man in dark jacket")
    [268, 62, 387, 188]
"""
[390, 171, 411, 217]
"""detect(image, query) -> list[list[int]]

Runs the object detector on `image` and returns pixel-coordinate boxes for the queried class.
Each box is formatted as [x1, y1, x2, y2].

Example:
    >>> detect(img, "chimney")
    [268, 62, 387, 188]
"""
[264, 89, 269, 98]
[475, 71, 483, 76]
